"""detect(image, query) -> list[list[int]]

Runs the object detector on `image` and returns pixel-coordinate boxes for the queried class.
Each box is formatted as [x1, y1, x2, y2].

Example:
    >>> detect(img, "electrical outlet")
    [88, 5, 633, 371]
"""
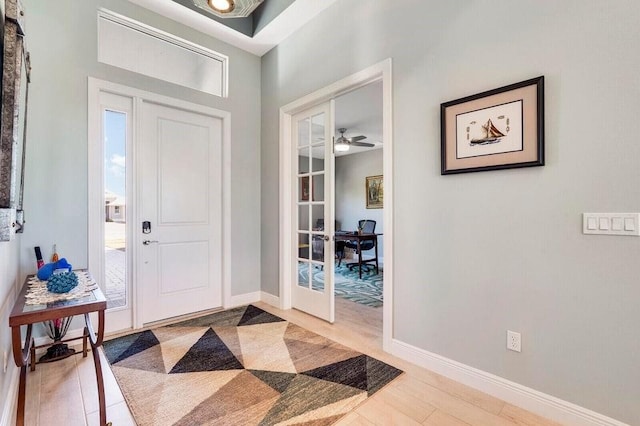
[507, 330, 521, 352]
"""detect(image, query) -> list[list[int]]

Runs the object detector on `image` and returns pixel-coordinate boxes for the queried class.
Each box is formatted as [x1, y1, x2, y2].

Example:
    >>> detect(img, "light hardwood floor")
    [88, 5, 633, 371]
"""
[22, 297, 561, 425]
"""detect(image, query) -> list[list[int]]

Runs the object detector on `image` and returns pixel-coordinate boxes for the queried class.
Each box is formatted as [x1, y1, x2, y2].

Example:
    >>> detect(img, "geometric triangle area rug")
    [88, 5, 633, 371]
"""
[103, 305, 403, 425]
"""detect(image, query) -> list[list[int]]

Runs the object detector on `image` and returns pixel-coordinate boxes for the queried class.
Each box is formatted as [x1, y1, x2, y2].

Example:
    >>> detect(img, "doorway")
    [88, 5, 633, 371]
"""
[279, 59, 394, 351]
[88, 78, 231, 333]
[334, 81, 384, 327]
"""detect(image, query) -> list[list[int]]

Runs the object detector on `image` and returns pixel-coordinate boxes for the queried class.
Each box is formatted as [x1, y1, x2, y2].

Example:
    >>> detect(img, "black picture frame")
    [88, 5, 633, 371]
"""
[440, 76, 544, 175]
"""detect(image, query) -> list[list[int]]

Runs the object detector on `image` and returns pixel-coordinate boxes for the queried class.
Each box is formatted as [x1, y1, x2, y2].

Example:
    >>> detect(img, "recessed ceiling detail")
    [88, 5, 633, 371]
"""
[130, 0, 339, 56]
[193, 0, 264, 18]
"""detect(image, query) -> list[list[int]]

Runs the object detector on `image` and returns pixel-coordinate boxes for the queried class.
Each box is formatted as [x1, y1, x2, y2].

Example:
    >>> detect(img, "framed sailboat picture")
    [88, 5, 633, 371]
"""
[441, 76, 544, 174]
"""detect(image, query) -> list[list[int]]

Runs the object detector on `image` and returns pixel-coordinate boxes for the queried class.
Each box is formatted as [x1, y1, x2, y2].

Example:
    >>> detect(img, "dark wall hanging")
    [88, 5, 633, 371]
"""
[441, 76, 544, 175]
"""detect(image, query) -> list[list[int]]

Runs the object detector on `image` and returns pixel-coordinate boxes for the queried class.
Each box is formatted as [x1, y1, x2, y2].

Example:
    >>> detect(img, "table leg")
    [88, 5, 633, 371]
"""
[357, 240, 363, 279]
[83, 328, 88, 358]
[29, 338, 35, 372]
[374, 236, 379, 274]
[12, 324, 32, 426]
[16, 365, 26, 426]
[85, 312, 107, 426]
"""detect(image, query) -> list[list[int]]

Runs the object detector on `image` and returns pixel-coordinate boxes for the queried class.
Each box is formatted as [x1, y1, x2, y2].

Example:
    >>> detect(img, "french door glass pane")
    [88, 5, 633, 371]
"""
[312, 174, 325, 202]
[298, 118, 310, 147]
[298, 233, 310, 260]
[103, 110, 127, 309]
[296, 110, 327, 294]
[298, 262, 309, 288]
[298, 148, 310, 173]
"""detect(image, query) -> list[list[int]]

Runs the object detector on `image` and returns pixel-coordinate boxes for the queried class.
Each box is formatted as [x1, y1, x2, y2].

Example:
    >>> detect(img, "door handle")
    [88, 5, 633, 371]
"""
[323, 235, 330, 241]
[143, 240, 159, 245]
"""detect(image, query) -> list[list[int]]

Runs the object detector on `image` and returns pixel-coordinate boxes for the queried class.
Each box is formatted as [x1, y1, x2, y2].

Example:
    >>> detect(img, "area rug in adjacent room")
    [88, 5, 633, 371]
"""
[103, 305, 402, 425]
[299, 264, 383, 308]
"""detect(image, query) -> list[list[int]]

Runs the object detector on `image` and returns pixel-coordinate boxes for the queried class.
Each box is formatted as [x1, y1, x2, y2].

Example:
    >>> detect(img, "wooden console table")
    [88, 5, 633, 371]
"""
[9, 271, 108, 426]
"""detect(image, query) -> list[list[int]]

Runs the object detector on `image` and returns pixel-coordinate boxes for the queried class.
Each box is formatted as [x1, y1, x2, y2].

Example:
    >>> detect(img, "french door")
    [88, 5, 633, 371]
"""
[292, 101, 335, 322]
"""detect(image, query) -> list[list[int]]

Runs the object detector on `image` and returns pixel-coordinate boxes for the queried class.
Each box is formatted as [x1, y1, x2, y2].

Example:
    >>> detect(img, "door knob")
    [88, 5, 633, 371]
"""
[323, 235, 330, 241]
[143, 240, 159, 245]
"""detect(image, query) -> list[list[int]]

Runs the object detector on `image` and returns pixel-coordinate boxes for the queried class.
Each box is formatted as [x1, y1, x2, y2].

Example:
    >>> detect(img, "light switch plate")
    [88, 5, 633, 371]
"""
[583, 213, 640, 236]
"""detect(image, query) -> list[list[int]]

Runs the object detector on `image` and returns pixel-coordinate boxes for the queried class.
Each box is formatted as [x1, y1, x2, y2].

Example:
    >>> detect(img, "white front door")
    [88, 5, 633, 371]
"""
[138, 100, 223, 324]
[292, 102, 335, 322]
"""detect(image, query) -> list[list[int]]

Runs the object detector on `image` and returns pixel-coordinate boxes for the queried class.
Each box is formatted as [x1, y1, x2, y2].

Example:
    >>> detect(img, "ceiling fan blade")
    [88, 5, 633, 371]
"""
[350, 141, 375, 147]
[350, 135, 367, 142]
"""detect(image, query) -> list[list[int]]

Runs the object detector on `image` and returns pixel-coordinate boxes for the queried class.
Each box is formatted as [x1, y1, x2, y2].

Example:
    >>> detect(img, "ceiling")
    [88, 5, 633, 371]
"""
[304, 81, 383, 159]
[127, 0, 339, 56]
[334, 81, 383, 157]
[127, 0, 382, 158]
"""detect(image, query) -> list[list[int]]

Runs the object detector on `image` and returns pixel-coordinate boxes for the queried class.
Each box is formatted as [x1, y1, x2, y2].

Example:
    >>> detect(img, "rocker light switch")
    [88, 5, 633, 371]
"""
[624, 218, 635, 231]
[598, 217, 609, 230]
[611, 217, 623, 231]
[583, 213, 640, 236]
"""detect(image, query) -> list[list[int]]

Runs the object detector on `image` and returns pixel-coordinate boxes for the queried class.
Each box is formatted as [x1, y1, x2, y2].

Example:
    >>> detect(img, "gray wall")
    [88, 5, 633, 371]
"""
[19, 0, 261, 296]
[335, 149, 384, 258]
[260, 0, 640, 423]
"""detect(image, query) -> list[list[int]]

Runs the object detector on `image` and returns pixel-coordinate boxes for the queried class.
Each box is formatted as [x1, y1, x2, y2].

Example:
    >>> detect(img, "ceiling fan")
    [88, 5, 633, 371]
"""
[334, 128, 375, 152]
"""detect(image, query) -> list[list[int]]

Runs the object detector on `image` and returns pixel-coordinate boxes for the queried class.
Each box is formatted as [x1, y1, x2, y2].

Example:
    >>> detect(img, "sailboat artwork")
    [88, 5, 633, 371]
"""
[470, 119, 506, 145]
[455, 99, 523, 160]
[442, 76, 543, 174]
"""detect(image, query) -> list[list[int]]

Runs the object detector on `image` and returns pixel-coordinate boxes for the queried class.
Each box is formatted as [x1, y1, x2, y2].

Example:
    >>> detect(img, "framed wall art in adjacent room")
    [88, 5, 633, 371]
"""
[440, 76, 544, 175]
[300, 176, 310, 201]
[366, 175, 383, 209]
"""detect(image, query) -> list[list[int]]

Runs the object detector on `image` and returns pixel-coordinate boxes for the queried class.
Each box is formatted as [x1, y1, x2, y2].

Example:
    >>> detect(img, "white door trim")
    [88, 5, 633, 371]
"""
[279, 58, 394, 351]
[88, 77, 232, 331]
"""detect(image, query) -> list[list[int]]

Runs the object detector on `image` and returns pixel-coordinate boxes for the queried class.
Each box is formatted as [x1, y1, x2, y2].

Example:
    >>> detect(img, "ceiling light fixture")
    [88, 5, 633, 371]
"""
[334, 138, 350, 152]
[208, 0, 235, 13]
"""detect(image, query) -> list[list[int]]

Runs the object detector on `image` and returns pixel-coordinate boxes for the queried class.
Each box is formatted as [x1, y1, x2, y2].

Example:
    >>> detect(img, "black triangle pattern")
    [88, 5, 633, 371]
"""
[365, 356, 403, 395]
[301, 355, 369, 391]
[169, 328, 243, 373]
[237, 304, 285, 326]
[258, 374, 365, 425]
[106, 330, 160, 365]
[248, 370, 297, 393]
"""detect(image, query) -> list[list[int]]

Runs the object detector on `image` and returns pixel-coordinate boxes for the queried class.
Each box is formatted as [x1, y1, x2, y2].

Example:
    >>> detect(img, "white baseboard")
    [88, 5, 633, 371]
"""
[390, 339, 628, 426]
[226, 291, 261, 309]
[260, 291, 280, 308]
[0, 364, 19, 426]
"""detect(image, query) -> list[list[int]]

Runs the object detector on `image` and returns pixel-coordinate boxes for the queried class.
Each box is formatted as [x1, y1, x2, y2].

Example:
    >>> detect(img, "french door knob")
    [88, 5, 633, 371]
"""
[143, 240, 159, 245]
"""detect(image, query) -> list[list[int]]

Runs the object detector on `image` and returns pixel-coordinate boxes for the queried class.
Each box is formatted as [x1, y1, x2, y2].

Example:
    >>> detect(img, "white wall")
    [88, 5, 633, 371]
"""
[260, 1, 640, 424]
[0, 239, 20, 425]
[19, 0, 261, 298]
[335, 149, 384, 258]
